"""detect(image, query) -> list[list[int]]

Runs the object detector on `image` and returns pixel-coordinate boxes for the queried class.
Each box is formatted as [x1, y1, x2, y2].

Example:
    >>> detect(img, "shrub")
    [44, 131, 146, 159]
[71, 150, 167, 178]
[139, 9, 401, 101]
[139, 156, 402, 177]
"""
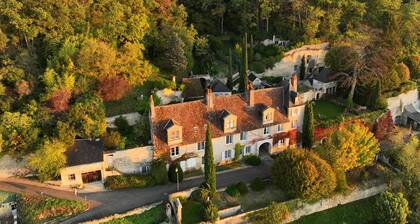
[103, 131, 125, 150]
[114, 116, 132, 136]
[226, 185, 240, 198]
[168, 162, 184, 183]
[251, 61, 265, 73]
[104, 174, 154, 190]
[376, 191, 409, 224]
[248, 202, 290, 224]
[396, 62, 410, 81]
[250, 177, 266, 191]
[244, 155, 262, 166]
[335, 171, 349, 193]
[151, 159, 168, 184]
[236, 182, 248, 195]
[234, 143, 242, 161]
[204, 201, 219, 223]
[191, 187, 211, 203]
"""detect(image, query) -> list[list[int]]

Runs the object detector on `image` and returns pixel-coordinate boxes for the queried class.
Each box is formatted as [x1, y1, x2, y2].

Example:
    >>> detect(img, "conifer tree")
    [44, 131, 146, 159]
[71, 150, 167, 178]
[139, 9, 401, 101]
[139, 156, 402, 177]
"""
[227, 48, 233, 89]
[299, 55, 306, 80]
[239, 33, 248, 92]
[204, 124, 216, 196]
[302, 102, 314, 148]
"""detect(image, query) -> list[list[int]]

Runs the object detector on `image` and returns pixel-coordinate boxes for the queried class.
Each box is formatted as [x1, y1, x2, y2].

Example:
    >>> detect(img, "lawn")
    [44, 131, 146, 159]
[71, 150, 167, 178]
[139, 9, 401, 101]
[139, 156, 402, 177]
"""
[182, 200, 204, 224]
[105, 204, 166, 224]
[239, 185, 287, 211]
[313, 99, 345, 121]
[17, 193, 88, 224]
[292, 196, 377, 224]
[216, 161, 241, 172]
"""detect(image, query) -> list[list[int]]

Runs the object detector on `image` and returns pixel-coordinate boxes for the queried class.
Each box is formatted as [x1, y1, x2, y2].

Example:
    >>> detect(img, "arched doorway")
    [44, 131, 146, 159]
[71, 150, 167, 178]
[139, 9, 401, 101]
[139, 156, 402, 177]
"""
[258, 142, 271, 158]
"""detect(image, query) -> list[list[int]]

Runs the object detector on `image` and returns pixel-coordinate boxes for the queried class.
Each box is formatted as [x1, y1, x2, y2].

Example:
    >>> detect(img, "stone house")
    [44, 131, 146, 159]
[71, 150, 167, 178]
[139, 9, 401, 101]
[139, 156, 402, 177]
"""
[150, 75, 304, 171]
[310, 67, 338, 99]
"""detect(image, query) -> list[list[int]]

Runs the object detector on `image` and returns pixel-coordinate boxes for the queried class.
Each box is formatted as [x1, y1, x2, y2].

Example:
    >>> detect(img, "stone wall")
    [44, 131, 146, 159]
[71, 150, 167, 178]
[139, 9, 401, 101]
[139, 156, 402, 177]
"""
[387, 89, 418, 120]
[106, 112, 141, 128]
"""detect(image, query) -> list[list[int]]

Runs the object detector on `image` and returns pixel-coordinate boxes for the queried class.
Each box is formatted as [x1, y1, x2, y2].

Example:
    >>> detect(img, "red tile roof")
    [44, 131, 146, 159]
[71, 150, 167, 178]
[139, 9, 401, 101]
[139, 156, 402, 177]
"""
[151, 87, 289, 157]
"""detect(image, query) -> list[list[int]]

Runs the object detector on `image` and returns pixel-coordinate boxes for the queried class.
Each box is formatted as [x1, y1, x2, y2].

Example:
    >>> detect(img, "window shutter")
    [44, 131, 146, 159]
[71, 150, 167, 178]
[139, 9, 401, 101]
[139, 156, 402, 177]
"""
[221, 151, 225, 160]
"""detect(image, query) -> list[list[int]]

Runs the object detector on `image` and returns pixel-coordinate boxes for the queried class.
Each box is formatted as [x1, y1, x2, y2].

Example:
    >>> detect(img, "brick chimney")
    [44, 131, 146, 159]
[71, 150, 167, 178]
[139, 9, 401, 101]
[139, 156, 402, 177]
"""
[206, 88, 214, 109]
[290, 73, 298, 92]
[149, 95, 155, 119]
[248, 89, 255, 107]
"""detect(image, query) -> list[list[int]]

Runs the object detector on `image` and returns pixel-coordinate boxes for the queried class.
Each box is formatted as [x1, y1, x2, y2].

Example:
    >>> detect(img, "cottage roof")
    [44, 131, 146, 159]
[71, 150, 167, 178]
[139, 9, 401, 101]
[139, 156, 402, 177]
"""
[151, 87, 289, 155]
[210, 79, 230, 93]
[66, 139, 104, 167]
[314, 67, 336, 83]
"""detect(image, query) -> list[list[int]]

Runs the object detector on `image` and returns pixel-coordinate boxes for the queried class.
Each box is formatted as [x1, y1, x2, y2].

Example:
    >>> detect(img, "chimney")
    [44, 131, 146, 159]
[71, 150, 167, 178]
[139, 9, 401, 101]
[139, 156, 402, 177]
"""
[249, 89, 255, 107]
[290, 73, 298, 92]
[149, 95, 155, 119]
[206, 88, 214, 109]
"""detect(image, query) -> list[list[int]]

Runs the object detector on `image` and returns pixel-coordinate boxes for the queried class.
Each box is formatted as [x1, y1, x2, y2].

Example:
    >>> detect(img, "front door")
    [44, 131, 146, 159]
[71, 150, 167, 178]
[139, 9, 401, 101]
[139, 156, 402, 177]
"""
[81, 170, 102, 183]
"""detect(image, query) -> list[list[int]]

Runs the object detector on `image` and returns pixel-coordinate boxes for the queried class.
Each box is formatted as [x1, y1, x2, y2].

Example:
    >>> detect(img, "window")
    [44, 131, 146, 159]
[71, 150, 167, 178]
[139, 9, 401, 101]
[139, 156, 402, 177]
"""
[294, 65, 298, 71]
[68, 174, 75, 181]
[224, 150, 232, 159]
[279, 139, 285, 145]
[292, 120, 297, 128]
[170, 146, 179, 157]
[265, 111, 272, 121]
[240, 131, 247, 140]
[170, 130, 180, 141]
[227, 119, 235, 129]
[245, 146, 251, 154]
[263, 127, 270, 135]
[226, 135, 233, 144]
[197, 141, 205, 150]
[139, 165, 151, 173]
[277, 124, 283, 132]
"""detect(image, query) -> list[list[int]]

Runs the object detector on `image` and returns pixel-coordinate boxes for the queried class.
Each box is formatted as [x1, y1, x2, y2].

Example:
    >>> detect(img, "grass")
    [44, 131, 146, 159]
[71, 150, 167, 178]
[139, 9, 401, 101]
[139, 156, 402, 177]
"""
[239, 185, 287, 211]
[216, 161, 241, 172]
[182, 200, 205, 224]
[292, 196, 377, 224]
[313, 99, 345, 121]
[184, 169, 203, 179]
[17, 193, 88, 224]
[105, 204, 166, 224]
[0, 191, 15, 203]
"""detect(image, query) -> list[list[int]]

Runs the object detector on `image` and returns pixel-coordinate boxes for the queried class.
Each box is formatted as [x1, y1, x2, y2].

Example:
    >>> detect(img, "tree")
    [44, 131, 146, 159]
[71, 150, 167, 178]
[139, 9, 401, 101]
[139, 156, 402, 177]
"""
[299, 55, 306, 80]
[260, 0, 278, 32]
[204, 124, 216, 196]
[67, 94, 106, 138]
[272, 148, 336, 200]
[168, 162, 184, 183]
[28, 139, 67, 181]
[250, 202, 290, 224]
[367, 80, 382, 110]
[55, 121, 76, 146]
[15, 80, 31, 96]
[376, 191, 410, 224]
[48, 89, 72, 113]
[227, 48, 233, 89]
[164, 33, 187, 74]
[103, 131, 125, 150]
[77, 38, 117, 78]
[316, 123, 380, 172]
[239, 33, 248, 92]
[151, 159, 168, 184]
[302, 102, 314, 148]
[98, 76, 131, 102]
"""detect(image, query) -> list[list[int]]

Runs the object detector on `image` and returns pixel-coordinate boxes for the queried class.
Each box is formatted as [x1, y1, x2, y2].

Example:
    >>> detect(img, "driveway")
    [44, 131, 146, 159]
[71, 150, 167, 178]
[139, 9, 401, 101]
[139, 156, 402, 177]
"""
[63, 163, 272, 224]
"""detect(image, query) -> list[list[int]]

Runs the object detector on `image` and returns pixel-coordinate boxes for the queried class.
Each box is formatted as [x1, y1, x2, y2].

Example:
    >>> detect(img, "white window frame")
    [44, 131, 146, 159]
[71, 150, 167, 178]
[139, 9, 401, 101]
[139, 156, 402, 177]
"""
[245, 146, 251, 154]
[68, 174, 76, 181]
[197, 141, 205, 151]
[226, 135, 233, 145]
[277, 124, 283, 132]
[240, 131, 247, 140]
[263, 127, 270, 135]
[279, 139, 285, 145]
[224, 150, 232, 160]
[170, 146, 180, 157]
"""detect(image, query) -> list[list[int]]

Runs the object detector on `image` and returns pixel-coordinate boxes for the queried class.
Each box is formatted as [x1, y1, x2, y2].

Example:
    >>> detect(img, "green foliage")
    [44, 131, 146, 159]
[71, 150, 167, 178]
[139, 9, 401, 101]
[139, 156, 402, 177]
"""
[236, 182, 248, 195]
[114, 116, 132, 136]
[168, 162, 184, 183]
[405, 55, 420, 79]
[234, 143, 242, 161]
[299, 56, 306, 80]
[164, 34, 188, 74]
[325, 46, 358, 73]
[250, 178, 266, 191]
[204, 124, 217, 197]
[316, 123, 380, 172]
[28, 139, 67, 181]
[272, 148, 336, 200]
[104, 204, 166, 224]
[226, 185, 240, 198]
[243, 155, 262, 166]
[204, 201, 219, 223]
[67, 94, 106, 138]
[151, 159, 168, 185]
[17, 193, 88, 224]
[103, 131, 126, 150]
[239, 33, 248, 93]
[132, 116, 151, 146]
[104, 175, 154, 190]
[302, 102, 314, 149]
[376, 191, 410, 224]
[249, 202, 290, 224]
[55, 121, 76, 146]
[191, 187, 211, 204]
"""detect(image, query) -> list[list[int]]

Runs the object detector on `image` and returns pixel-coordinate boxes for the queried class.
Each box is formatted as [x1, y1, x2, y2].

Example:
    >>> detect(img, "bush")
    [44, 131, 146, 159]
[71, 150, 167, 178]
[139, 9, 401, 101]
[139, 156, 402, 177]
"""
[191, 187, 211, 203]
[226, 185, 240, 198]
[114, 116, 132, 136]
[104, 174, 154, 190]
[248, 202, 290, 224]
[234, 143, 242, 161]
[251, 61, 265, 73]
[335, 171, 349, 193]
[376, 191, 409, 224]
[204, 201, 219, 223]
[244, 155, 262, 166]
[168, 162, 184, 183]
[236, 182, 248, 195]
[103, 131, 126, 150]
[151, 159, 168, 184]
[250, 177, 266, 191]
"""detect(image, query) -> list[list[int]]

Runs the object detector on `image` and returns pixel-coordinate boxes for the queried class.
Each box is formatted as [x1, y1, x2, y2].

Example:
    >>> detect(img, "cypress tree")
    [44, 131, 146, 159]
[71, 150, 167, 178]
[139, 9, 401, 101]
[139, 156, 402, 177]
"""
[299, 55, 306, 80]
[227, 48, 233, 89]
[204, 123, 216, 196]
[239, 33, 248, 92]
[302, 102, 314, 149]
[249, 34, 254, 64]
[369, 81, 381, 110]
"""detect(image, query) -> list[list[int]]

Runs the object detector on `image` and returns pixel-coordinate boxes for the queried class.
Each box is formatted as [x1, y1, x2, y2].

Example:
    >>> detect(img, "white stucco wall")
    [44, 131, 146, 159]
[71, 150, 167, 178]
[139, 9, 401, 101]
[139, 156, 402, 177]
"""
[60, 162, 104, 187]
[106, 112, 141, 128]
[103, 146, 154, 174]
[387, 89, 418, 120]
[263, 43, 329, 78]
[288, 104, 305, 132]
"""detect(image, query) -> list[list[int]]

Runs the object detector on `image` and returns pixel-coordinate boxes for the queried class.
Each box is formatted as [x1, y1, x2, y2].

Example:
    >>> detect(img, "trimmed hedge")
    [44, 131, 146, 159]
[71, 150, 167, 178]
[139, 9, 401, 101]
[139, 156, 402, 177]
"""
[104, 174, 154, 190]
[226, 185, 240, 197]
[244, 155, 262, 166]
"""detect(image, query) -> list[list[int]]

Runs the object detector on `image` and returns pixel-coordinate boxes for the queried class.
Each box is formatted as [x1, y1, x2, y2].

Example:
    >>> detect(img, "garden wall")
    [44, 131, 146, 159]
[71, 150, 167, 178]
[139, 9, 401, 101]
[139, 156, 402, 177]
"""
[387, 89, 418, 120]
[103, 146, 153, 174]
[105, 112, 141, 128]
[217, 183, 387, 224]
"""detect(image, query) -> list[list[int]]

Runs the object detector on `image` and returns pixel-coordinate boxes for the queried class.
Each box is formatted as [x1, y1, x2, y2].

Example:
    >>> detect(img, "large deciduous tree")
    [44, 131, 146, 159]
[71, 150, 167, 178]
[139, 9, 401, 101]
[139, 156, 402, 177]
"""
[98, 76, 131, 102]
[272, 148, 336, 200]
[316, 122, 380, 172]
[204, 124, 216, 197]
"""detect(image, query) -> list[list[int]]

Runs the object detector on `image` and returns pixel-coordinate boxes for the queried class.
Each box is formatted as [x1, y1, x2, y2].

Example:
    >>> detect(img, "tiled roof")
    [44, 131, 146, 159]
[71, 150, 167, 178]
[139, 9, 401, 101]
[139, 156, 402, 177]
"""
[66, 139, 104, 167]
[151, 87, 289, 156]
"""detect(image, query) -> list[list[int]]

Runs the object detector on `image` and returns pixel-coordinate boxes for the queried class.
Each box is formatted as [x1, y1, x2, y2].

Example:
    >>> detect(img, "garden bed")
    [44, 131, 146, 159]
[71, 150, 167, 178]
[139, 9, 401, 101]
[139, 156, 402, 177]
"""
[104, 204, 166, 224]
[181, 199, 205, 224]
[17, 193, 88, 224]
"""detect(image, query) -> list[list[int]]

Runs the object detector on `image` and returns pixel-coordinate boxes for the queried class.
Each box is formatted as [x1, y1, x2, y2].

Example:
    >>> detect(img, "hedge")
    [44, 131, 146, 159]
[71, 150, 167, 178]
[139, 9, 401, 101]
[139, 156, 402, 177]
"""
[104, 175, 154, 190]
[244, 155, 262, 166]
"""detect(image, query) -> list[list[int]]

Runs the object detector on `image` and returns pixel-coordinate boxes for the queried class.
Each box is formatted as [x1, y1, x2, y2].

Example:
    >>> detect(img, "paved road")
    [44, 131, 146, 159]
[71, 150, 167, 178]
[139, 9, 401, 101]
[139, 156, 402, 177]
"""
[63, 163, 271, 224]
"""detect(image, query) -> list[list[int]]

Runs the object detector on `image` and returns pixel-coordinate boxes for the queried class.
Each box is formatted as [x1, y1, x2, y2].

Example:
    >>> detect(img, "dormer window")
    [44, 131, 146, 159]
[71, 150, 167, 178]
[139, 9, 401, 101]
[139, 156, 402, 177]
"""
[221, 110, 237, 133]
[265, 111, 273, 121]
[262, 106, 274, 125]
[227, 119, 235, 129]
[170, 130, 180, 141]
[165, 119, 183, 145]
